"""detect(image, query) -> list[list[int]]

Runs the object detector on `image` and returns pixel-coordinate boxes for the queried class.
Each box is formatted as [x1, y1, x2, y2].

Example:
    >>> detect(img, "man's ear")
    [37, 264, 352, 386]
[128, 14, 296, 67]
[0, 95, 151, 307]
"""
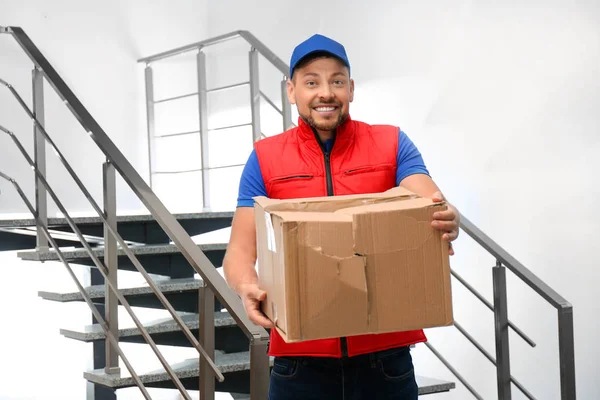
[349, 78, 355, 103]
[287, 79, 296, 105]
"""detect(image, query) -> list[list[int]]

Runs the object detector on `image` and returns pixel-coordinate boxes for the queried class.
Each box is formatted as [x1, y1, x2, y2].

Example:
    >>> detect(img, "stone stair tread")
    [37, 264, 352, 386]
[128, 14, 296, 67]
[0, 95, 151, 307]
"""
[61, 312, 236, 342]
[416, 375, 456, 394]
[0, 211, 234, 228]
[39, 277, 204, 302]
[17, 242, 227, 261]
[84, 351, 260, 388]
[85, 351, 454, 394]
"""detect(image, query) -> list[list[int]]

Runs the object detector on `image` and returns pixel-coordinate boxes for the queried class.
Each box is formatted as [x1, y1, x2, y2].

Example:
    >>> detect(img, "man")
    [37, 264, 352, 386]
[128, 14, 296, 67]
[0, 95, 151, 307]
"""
[223, 34, 459, 399]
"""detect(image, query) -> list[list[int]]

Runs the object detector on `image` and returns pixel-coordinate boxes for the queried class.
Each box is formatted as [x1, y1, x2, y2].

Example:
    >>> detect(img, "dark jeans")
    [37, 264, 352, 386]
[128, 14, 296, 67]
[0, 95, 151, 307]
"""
[268, 346, 418, 400]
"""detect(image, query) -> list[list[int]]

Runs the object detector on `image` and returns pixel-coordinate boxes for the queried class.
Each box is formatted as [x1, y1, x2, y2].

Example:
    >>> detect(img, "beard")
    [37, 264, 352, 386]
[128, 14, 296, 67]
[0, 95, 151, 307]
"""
[299, 104, 349, 133]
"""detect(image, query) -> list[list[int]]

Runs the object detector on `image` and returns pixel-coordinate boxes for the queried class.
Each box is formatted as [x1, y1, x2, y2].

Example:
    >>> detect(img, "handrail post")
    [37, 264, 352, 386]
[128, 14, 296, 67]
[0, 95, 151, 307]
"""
[197, 49, 211, 210]
[144, 65, 156, 188]
[199, 282, 215, 399]
[281, 78, 292, 131]
[558, 306, 576, 399]
[493, 260, 511, 399]
[32, 67, 48, 251]
[249, 48, 261, 142]
[250, 335, 270, 399]
[103, 160, 120, 374]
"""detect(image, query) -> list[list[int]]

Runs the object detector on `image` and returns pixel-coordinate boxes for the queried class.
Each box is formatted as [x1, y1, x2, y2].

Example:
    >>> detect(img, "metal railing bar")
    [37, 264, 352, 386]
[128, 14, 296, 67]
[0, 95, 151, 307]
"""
[453, 321, 536, 400]
[0, 127, 196, 399]
[0, 171, 152, 399]
[137, 30, 289, 78]
[451, 269, 536, 347]
[153, 163, 246, 175]
[260, 91, 283, 116]
[0, 118, 224, 382]
[154, 92, 198, 104]
[208, 163, 246, 170]
[208, 122, 253, 132]
[238, 31, 288, 76]
[155, 130, 200, 139]
[207, 81, 249, 93]
[138, 31, 243, 64]
[424, 342, 484, 400]
[153, 168, 203, 175]
[558, 307, 577, 399]
[460, 216, 570, 309]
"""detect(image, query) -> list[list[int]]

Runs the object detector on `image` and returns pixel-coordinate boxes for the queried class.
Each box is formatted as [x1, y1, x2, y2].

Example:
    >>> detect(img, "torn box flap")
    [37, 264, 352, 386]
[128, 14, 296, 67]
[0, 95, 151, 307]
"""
[349, 202, 448, 254]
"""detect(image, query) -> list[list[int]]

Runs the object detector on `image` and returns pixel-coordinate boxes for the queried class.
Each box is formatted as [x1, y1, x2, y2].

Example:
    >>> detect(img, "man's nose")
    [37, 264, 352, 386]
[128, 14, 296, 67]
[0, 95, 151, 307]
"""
[318, 84, 335, 100]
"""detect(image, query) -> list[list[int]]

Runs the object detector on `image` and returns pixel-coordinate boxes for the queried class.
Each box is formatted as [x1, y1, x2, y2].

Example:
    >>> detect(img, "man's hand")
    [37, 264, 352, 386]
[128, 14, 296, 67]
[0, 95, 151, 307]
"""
[431, 191, 460, 255]
[238, 283, 275, 329]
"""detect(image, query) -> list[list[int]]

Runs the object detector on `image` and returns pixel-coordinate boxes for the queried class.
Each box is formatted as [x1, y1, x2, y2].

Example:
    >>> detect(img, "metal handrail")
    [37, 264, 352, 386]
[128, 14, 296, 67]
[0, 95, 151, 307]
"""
[0, 123, 212, 398]
[453, 321, 536, 399]
[0, 79, 225, 382]
[0, 82, 223, 382]
[460, 216, 576, 399]
[137, 30, 289, 77]
[460, 216, 571, 308]
[451, 268, 536, 347]
[0, 170, 153, 399]
[1, 25, 268, 344]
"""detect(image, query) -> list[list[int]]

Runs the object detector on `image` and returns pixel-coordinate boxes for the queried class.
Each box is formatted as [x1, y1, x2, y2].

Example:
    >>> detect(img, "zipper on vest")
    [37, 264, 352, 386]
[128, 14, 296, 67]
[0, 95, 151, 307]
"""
[324, 152, 334, 196]
[311, 127, 346, 356]
[311, 127, 335, 196]
[312, 128, 346, 355]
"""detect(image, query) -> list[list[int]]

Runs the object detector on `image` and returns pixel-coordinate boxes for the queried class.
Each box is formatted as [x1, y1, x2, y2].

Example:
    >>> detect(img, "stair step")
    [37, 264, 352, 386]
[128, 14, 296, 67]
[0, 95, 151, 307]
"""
[60, 312, 236, 342]
[84, 351, 258, 389]
[1, 212, 233, 247]
[417, 376, 456, 395]
[39, 277, 203, 312]
[17, 243, 227, 262]
[17, 243, 228, 276]
[0, 212, 234, 228]
[84, 352, 454, 395]
[39, 277, 204, 303]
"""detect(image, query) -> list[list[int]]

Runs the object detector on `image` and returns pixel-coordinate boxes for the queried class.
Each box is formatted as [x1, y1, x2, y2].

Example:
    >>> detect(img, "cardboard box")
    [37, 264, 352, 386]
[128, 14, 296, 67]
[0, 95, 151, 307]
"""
[254, 186, 453, 343]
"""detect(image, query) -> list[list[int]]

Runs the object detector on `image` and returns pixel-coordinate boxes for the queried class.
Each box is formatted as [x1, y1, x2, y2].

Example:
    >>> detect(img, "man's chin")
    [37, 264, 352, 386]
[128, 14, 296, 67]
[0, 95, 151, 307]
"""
[302, 114, 347, 132]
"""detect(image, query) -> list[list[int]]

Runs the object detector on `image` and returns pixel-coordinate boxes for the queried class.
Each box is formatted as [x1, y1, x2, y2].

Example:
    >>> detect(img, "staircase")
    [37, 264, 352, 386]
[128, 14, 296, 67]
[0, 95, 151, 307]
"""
[0, 26, 576, 399]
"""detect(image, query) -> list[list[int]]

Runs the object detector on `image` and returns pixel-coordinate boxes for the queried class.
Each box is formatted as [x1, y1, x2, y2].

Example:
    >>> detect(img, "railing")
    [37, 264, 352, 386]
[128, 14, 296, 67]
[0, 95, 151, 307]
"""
[138, 30, 294, 208]
[0, 26, 270, 399]
[424, 215, 576, 399]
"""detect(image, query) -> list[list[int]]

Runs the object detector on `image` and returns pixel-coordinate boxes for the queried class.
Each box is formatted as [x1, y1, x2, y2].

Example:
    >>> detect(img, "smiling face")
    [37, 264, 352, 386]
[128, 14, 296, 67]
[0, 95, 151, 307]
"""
[287, 55, 354, 140]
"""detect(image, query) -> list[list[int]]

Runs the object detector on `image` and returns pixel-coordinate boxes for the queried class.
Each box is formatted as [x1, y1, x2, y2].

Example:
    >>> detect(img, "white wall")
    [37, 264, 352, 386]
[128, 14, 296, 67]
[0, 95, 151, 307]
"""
[0, 0, 209, 217]
[0, 0, 598, 399]
[206, 1, 599, 399]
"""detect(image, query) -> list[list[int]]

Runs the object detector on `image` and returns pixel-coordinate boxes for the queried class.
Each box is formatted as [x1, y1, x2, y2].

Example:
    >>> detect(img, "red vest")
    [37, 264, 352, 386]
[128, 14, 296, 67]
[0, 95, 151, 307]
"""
[254, 116, 427, 358]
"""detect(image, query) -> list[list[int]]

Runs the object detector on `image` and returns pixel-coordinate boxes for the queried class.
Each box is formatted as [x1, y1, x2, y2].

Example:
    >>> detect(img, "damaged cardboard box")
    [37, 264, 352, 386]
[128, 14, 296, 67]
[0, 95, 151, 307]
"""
[254, 186, 453, 343]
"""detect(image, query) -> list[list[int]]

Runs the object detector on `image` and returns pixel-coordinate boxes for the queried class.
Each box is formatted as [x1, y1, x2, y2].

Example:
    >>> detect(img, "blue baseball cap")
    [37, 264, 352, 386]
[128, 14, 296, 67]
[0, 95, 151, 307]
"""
[289, 34, 350, 78]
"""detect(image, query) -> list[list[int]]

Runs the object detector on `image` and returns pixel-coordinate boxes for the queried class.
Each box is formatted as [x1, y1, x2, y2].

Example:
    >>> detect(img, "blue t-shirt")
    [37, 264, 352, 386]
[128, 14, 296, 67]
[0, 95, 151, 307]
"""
[236, 128, 429, 207]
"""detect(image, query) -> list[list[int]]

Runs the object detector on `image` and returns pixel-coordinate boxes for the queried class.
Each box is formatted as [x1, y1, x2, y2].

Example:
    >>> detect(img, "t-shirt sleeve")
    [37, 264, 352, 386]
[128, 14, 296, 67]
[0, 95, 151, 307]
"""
[396, 129, 430, 185]
[237, 149, 267, 207]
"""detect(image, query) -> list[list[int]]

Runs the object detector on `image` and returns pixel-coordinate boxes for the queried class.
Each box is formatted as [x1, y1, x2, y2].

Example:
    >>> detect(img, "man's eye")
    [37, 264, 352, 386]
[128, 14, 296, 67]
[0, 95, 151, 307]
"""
[334, 80, 345, 85]
[306, 81, 316, 87]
